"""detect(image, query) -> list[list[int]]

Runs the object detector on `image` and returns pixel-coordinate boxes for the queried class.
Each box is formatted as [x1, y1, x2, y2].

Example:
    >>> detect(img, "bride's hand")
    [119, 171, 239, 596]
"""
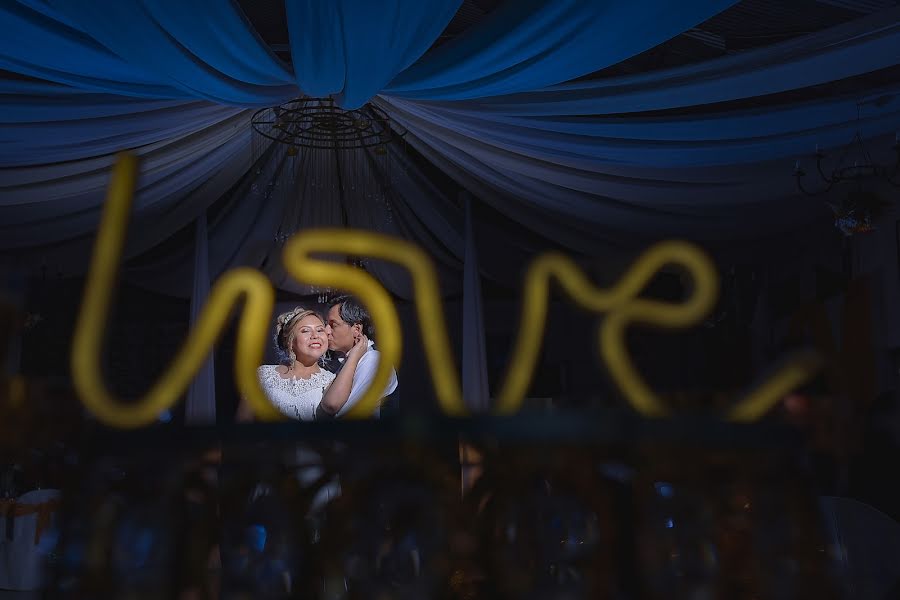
[346, 334, 369, 362]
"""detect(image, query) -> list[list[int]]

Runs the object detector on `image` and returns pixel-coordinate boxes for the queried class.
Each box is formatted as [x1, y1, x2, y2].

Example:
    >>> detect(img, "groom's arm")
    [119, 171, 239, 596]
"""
[335, 351, 398, 418]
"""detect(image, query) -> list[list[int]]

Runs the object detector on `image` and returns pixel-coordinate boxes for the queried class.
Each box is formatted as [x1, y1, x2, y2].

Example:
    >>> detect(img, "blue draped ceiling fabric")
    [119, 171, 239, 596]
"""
[286, 0, 463, 108]
[384, 0, 738, 99]
[186, 211, 216, 425]
[2, 0, 900, 265]
[0, 0, 296, 102]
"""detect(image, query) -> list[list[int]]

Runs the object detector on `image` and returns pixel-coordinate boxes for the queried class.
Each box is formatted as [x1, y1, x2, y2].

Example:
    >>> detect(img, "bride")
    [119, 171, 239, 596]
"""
[237, 307, 368, 421]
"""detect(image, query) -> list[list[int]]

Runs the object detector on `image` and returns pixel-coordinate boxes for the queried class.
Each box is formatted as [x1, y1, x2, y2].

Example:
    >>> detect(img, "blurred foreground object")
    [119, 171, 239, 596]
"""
[41, 415, 847, 599]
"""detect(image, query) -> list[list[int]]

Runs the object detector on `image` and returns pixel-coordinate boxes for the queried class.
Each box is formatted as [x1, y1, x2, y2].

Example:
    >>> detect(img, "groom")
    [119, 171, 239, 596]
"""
[317, 295, 398, 418]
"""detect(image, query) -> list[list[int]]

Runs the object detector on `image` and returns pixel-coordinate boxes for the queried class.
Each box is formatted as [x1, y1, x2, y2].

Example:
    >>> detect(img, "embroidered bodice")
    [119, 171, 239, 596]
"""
[257, 365, 335, 421]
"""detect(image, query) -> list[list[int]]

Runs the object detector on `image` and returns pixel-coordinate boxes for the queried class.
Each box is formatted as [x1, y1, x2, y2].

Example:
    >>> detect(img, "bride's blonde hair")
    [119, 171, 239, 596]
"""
[274, 307, 324, 362]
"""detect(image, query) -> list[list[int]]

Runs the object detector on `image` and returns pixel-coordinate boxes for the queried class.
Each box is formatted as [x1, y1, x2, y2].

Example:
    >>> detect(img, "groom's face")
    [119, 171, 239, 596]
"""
[326, 303, 355, 353]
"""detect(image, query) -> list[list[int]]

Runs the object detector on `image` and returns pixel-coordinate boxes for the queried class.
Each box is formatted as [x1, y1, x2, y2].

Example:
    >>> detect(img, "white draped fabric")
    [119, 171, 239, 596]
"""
[819, 496, 900, 599]
[1, 111, 253, 269]
[185, 211, 216, 424]
[461, 192, 490, 411]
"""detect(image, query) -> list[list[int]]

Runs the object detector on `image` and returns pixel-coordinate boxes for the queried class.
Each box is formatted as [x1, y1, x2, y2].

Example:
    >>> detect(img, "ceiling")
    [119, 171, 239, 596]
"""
[237, 0, 899, 81]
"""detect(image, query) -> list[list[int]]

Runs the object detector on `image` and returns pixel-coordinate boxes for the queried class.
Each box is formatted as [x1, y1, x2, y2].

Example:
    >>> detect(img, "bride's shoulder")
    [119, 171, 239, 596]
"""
[257, 364, 286, 378]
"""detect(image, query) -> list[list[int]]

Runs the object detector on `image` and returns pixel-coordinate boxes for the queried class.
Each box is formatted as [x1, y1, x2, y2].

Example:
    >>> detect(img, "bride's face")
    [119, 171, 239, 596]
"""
[290, 314, 327, 363]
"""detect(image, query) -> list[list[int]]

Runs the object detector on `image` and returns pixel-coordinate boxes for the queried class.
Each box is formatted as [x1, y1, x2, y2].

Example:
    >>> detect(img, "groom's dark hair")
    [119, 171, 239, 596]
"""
[331, 295, 375, 339]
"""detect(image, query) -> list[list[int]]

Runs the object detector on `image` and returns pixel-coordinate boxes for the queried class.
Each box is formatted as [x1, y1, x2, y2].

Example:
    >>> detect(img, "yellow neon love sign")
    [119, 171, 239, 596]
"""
[71, 153, 821, 428]
[71, 154, 278, 427]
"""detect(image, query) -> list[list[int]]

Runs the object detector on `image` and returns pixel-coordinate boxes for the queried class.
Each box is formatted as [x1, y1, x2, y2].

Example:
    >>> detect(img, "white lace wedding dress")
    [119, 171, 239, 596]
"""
[256, 365, 335, 421]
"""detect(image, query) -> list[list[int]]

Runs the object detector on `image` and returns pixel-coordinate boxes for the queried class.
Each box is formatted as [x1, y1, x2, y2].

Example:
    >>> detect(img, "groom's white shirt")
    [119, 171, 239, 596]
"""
[335, 339, 398, 417]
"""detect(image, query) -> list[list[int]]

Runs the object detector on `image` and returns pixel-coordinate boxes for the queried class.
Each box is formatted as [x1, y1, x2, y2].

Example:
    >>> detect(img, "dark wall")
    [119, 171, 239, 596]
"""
[20, 276, 191, 423]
